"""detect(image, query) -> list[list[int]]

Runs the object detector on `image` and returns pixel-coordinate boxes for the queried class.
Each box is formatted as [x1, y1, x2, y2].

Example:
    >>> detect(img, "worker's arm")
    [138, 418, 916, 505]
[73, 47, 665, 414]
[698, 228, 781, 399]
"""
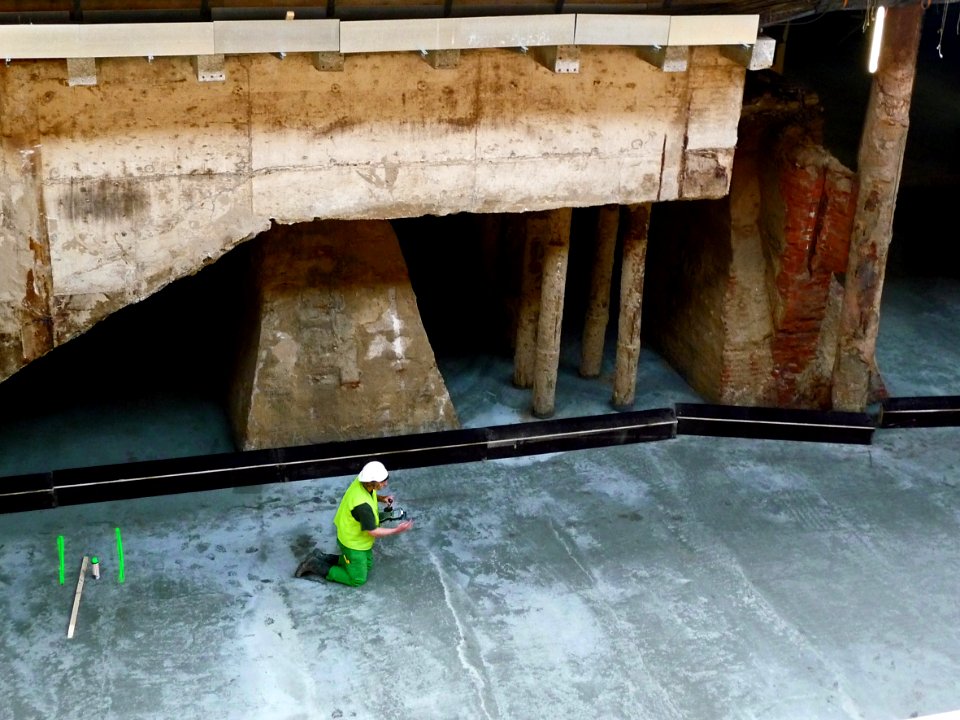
[377, 493, 394, 505]
[367, 520, 414, 538]
[352, 504, 413, 537]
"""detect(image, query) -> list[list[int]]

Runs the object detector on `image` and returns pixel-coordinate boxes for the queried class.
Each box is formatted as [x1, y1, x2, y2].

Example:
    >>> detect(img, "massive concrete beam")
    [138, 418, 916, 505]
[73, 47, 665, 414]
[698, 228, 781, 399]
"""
[0, 47, 746, 383]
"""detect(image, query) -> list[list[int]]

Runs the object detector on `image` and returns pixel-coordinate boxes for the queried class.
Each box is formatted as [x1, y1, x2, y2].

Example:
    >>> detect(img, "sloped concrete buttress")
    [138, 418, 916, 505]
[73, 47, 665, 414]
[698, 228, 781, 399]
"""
[229, 220, 459, 450]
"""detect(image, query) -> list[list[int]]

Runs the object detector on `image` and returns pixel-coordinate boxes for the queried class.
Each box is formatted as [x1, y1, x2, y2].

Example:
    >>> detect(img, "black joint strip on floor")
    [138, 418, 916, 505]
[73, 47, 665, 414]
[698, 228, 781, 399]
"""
[278, 409, 676, 478]
[0, 471, 55, 512]
[276, 425, 490, 481]
[483, 408, 676, 460]
[879, 396, 960, 428]
[0, 409, 677, 514]
[49, 448, 285, 507]
[674, 403, 875, 444]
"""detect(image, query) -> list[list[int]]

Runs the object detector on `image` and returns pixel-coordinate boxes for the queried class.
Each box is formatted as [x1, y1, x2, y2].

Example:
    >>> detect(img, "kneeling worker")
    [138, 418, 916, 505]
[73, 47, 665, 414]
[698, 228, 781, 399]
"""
[295, 460, 414, 586]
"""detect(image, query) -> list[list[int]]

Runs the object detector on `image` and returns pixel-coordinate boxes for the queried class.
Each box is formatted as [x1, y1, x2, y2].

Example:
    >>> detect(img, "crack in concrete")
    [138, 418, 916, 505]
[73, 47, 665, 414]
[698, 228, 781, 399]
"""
[428, 549, 499, 720]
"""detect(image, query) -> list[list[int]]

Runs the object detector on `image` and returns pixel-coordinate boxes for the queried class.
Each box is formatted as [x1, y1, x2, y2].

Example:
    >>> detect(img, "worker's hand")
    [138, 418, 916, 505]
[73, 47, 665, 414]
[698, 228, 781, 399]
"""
[380, 494, 395, 505]
[394, 520, 414, 534]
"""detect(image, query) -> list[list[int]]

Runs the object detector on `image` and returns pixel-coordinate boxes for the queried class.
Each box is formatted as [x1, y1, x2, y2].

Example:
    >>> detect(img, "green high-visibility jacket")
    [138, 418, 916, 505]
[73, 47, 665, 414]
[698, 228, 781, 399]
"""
[334, 478, 380, 551]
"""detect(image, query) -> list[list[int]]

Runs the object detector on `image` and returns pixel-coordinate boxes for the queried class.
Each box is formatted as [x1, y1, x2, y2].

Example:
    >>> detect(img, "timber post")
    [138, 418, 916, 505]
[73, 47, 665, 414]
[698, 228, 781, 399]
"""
[832, 3, 924, 411]
[532, 208, 573, 418]
[580, 204, 620, 379]
[613, 204, 652, 409]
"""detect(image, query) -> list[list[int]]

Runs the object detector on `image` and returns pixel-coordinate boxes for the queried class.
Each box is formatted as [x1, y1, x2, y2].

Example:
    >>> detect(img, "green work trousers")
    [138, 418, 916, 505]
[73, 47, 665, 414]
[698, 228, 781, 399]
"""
[326, 541, 374, 587]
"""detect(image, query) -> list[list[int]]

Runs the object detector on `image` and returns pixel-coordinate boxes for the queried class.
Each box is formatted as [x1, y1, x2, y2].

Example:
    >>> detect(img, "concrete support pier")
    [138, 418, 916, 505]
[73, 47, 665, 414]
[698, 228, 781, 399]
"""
[230, 220, 459, 450]
[532, 208, 572, 418]
[613, 204, 652, 408]
[580, 205, 620, 379]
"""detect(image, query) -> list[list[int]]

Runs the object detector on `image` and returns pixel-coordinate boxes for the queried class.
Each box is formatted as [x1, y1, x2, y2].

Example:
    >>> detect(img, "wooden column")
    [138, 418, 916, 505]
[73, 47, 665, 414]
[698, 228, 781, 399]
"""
[580, 205, 620, 378]
[513, 216, 544, 388]
[532, 208, 573, 418]
[613, 204, 651, 408]
[832, 3, 924, 411]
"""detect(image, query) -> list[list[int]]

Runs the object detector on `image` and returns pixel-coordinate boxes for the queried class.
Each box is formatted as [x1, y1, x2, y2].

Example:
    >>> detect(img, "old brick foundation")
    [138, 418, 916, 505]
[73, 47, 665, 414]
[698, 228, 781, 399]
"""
[644, 85, 857, 408]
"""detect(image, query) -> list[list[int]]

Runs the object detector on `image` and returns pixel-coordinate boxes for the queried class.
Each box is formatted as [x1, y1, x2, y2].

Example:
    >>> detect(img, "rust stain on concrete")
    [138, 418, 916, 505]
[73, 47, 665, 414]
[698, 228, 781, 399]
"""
[21, 236, 54, 362]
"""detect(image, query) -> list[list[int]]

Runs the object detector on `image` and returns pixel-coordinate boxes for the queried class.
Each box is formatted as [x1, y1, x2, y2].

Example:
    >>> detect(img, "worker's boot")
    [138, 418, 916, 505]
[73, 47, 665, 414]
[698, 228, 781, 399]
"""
[295, 549, 334, 579]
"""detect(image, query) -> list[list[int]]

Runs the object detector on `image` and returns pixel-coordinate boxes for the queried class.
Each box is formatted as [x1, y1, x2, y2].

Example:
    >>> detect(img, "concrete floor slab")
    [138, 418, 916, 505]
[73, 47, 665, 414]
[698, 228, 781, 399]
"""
[2, 422, 959, 720]
[0, 278, 958, 720]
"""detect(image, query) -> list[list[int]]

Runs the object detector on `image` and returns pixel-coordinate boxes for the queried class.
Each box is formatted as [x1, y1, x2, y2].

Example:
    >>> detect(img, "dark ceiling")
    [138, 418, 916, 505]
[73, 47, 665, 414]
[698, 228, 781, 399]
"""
[0, 0, 949, 29]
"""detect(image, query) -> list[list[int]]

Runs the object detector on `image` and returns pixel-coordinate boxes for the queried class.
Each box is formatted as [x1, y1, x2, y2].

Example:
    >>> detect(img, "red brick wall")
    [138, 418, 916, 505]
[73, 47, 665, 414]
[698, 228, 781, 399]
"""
[764, 130, 856, 406]
[644, 95, 857, 408]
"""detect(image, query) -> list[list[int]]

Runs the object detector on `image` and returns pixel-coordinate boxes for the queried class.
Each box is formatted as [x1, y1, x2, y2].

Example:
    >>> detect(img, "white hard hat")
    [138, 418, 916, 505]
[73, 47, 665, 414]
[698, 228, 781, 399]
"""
[359, 461, 389, 484]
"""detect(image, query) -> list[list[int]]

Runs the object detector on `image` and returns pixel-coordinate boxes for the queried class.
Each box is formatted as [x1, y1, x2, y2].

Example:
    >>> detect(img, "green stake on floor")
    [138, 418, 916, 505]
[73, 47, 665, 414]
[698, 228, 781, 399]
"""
[115, 527, 125, 584]
[57, 535, 65, 585]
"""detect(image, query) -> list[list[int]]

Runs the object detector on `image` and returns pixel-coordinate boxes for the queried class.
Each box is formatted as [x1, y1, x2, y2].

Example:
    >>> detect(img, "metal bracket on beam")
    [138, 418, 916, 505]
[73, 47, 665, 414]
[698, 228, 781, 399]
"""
[422, 49, 460, 70]
[312, 51, 344, 72]
[66, 57, 97, 86]
[719, 35, 776, 70]
[637, 45, 688, 73]
[533, 45, 580, 74]
[193, 54, 225, 82]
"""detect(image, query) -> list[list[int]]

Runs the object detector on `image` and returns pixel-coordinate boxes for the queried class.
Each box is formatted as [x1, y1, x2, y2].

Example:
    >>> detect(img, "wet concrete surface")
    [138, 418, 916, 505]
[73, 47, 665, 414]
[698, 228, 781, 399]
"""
[1, 421, 958, 720]
[1, 249, 958, 718]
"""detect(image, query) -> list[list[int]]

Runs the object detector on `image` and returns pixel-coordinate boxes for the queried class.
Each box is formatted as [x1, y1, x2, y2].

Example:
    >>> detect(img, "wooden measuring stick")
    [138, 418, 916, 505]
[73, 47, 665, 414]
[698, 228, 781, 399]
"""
[66, 556, 89, 639]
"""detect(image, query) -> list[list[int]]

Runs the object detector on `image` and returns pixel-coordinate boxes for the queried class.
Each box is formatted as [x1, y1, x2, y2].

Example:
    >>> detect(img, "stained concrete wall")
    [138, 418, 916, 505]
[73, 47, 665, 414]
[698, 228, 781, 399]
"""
[644, 196, 735, 403]
[0, 47, 747, 383]
[230, 220, 457, 449]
